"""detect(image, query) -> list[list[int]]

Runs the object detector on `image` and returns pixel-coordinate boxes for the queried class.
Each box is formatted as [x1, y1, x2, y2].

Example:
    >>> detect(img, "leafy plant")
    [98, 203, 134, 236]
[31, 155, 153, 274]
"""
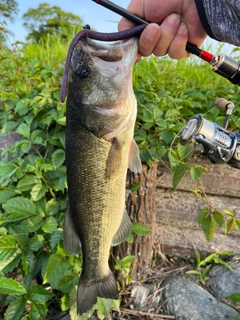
[186, 251, 235, 285]
[0, 40, 72, 319]
[226, 292, 240, 305]
[197, 207, 240, 241]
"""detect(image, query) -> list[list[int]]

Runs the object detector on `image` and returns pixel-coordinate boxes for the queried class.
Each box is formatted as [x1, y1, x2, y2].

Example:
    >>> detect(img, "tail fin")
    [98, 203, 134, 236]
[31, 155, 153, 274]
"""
[77, 271, 118, 316]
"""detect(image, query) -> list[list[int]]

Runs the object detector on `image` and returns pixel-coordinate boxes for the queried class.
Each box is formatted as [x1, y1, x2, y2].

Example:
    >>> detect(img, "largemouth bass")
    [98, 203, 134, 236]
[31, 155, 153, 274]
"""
[63, 35, 142, 316]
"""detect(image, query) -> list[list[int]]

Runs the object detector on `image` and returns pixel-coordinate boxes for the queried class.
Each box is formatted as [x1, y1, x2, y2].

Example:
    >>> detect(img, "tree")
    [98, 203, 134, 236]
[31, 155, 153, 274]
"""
[0, 0, 18, 43]
[22, 2, 84, 43]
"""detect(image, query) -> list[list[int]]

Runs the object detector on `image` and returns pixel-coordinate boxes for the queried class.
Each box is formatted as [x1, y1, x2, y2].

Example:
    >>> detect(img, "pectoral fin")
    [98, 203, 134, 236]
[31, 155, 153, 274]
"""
[128, 139, 142, 173]
[105, 138, 123, 178]
[63, 203, 82, 254]
[111, 209, 132, 246]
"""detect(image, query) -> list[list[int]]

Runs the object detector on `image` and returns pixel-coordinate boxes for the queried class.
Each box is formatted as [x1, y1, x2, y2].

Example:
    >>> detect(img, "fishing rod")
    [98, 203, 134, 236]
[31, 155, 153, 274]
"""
[91, 0, 240, 86]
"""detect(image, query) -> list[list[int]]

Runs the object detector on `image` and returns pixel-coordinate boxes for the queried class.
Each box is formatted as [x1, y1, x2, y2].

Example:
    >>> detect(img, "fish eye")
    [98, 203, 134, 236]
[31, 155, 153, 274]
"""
[76, 66, 90, 80]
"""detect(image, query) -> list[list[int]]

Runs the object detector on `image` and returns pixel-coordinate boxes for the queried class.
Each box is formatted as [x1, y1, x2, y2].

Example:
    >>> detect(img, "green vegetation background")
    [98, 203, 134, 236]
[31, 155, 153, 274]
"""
[0, 10, 240, 319]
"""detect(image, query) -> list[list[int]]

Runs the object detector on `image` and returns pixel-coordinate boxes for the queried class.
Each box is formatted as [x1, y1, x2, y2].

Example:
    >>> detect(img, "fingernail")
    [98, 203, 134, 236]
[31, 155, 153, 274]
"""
[145, 23, 160, 41]
[178, 22, 187, 35]
[167, 13, 180, 24]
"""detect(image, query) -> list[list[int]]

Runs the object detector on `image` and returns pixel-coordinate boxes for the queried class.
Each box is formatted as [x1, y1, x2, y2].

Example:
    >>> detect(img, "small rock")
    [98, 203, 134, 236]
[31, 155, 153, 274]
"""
[130, 285, 151, 310]
[162, 276, 239, 320]
[207, 258, 240, 300]
[0, 132, 20, 153]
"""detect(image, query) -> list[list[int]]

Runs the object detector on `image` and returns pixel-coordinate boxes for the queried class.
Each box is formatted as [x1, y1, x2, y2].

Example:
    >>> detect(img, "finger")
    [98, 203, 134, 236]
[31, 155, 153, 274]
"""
[168, 22, 189, 59]
[138, 23, 161, 57]
[151, 13, 181, 57]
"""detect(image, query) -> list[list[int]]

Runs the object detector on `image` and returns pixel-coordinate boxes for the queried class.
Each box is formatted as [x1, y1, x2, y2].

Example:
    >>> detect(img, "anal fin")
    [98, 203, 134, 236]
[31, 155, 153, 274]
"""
[63, 203, 81, 254]
[111, 209, 132, 246]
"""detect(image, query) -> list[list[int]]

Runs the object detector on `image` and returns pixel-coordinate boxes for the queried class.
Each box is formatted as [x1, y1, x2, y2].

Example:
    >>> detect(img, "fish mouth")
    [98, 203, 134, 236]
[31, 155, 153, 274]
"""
[81, 37, 138, 63]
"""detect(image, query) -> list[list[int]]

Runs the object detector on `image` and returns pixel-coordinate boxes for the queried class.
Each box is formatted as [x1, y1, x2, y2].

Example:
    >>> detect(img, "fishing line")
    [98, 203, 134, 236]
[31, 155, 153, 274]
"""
[169, 127, 198, 164]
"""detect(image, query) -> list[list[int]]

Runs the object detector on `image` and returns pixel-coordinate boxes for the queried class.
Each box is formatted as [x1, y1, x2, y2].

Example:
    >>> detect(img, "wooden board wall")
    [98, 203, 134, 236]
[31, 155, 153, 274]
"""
[156, 157, 240, 257]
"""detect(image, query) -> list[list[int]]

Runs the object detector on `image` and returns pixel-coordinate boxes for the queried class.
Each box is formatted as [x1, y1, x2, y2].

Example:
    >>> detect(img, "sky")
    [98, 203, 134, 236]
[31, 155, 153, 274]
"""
[7, 0, 130, 43]
[6, 0, 235, 55]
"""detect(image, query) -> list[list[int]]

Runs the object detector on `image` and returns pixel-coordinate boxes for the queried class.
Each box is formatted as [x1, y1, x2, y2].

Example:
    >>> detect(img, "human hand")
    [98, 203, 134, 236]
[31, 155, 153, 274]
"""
[118, 0, 207, 59]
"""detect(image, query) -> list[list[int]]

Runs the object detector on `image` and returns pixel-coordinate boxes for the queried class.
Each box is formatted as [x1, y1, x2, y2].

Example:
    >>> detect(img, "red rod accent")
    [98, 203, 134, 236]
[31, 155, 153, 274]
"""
[200, 50, 215, 63]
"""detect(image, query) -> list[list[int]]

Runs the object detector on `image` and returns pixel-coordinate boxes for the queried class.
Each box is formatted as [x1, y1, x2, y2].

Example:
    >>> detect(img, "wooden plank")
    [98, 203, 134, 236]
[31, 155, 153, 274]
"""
[157, 157, 240, 198]
[155, 187, 240, 257]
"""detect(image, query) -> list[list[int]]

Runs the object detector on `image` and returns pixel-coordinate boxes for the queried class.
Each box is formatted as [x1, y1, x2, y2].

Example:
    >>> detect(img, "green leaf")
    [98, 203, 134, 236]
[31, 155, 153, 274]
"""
[29, 302, 48, 320]
[0, 226, 7, 234]
[131, 222, 151, 236]
[5, 296, 27, 320]
[202, 264, 212, 277]
[3, 197, 37, 216]
[156, 147, 166, 160]
[211, 210, 224, 228]
[126, 233, 133, 244]
[140, 150, 152, 163]
[161, 130, 174, 144]
[22, 251, 35, 274]
[142, 109, 153, 122]
[0, 164, 17, 182]
[42, 216, 58, 233]
[235, 219, 240, 231]
[50, 230, 63, 249]
[16, 139, 31, 153]
[0, 236, 18, 270]
[28, 284, 53, 304]
[225, 218, 236, 234]
[30, 129, 43, 144]
[223, 209, 236, 217]
[1, 121, 19, 135]
[197, 208, 209, 225]
[30, 183, 47, 201]
[227, 292, 240, 305]
[46, 198, 59, 215]
[121, 255, 135, 267]
[2, 253, 22, 274]
[16, 123, 30, 139]
[172, 163, 188, 190]
[15, 100, 29, 115]
[190, 91, 207, 101]
[177, 144, 192, 161]
[17, 175, 40, 191]
[0, 277, 26, 295]
[0, 236, 17, 251]
[201, 215, 215, 242]
[61, 294, 69, 311]
[186, 270, 200, 275]
[190, 166, 207, 180]
[28, 235, 44, 252]
[97, 297, 118, 317]
[20, 216, 43, 233]
[52, 149, 65, 169]
[9, 225, 29, 249]
[58, 271, 79, 293]
[0, 189, 18, 203]
[43, 254, 69, 289]
[129, 181, 141, 192]
[56, 116, 66, 126]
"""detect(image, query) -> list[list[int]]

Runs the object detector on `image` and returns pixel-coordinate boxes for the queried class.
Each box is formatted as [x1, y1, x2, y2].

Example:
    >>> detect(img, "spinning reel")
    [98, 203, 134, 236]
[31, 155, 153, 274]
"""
[180, 98, 240, 168]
